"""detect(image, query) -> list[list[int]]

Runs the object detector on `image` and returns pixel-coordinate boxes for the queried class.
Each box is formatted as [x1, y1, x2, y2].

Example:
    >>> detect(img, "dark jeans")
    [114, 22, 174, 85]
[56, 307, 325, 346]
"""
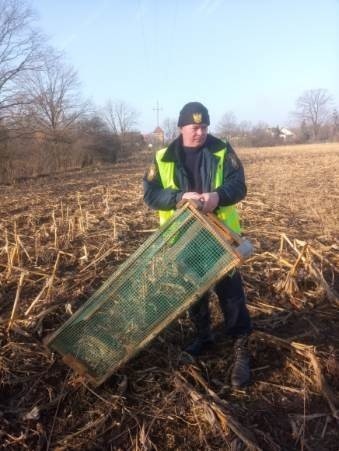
[189, 270, 252, 339]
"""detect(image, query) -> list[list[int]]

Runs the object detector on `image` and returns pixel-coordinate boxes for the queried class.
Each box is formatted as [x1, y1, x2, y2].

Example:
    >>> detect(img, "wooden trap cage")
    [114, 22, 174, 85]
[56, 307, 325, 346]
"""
[45, 202, 252, 386]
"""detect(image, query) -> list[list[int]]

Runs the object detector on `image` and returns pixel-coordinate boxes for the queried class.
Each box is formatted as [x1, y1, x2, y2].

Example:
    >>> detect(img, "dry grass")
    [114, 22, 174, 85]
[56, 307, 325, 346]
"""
[0, 143, 338, 450]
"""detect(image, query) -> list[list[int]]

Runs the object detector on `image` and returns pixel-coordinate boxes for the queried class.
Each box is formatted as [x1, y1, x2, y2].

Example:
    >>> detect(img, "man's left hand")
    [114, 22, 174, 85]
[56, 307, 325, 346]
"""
[200, 192, 219, 213]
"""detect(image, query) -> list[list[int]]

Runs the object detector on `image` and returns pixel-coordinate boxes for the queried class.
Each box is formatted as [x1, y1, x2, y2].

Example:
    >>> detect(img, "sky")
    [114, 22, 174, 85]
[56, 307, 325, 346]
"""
[30, 0, 339, 133]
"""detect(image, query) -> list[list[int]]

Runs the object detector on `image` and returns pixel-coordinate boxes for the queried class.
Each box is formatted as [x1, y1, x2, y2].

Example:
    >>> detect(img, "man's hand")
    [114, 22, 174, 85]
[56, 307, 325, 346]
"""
[182, 192, 202, 201]
[200, 192, 219, 213]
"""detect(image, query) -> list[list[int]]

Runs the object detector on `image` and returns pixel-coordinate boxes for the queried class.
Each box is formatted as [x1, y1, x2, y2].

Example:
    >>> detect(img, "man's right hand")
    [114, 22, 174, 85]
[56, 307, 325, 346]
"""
[182, 192, 202, 201]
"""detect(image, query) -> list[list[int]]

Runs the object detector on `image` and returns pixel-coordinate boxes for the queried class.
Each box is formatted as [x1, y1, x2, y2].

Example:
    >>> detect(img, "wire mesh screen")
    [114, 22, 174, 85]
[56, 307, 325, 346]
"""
[46, 204, 246, 385]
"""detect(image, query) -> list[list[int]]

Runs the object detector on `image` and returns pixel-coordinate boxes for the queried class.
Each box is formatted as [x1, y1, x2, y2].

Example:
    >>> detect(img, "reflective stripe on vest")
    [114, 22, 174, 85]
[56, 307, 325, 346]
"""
[155, 147, 241, 233]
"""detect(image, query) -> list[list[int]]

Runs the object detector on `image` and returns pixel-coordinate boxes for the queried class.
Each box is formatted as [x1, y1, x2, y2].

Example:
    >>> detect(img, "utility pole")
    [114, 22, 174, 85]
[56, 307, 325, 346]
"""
[153, 100, 163, 127]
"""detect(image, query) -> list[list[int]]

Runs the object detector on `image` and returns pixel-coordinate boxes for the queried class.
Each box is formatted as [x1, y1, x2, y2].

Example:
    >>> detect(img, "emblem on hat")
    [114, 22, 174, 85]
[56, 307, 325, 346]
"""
[193, 113, 202, 124]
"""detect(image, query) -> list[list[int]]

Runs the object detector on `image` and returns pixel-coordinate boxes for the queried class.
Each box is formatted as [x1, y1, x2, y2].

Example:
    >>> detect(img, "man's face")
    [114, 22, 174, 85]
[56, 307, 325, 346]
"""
[181, 124, 208, 147]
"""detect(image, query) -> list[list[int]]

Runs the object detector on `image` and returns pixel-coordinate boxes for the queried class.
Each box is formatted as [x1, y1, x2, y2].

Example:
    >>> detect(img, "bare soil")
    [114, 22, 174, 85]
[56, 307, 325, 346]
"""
[0, 143, 338, 450]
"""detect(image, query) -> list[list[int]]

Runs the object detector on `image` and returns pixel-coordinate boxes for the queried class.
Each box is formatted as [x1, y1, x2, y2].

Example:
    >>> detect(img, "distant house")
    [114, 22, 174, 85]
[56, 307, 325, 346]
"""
[279, 127, 295, 140]
[144, 126, 164, 148]
[152, 126, 164, 145]
[267, 126, 295, 141]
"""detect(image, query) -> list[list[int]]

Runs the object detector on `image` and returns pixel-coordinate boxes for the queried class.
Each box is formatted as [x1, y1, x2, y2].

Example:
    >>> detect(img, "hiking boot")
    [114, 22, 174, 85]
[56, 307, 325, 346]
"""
[231, 336, 251, 388]
[184, 335, 215, 357]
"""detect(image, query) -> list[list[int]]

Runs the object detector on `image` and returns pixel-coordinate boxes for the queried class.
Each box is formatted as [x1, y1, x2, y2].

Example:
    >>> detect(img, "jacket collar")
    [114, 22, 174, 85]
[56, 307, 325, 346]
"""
[161, 134, 226, 162]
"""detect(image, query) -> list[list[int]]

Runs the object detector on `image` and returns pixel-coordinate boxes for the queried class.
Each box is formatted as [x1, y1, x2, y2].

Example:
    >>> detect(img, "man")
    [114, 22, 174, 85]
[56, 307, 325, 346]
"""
[143, 102, 252, 388]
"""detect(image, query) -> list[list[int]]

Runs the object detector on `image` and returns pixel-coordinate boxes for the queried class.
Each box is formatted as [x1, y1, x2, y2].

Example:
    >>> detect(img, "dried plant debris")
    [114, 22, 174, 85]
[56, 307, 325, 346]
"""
[0, 145, 339, 450]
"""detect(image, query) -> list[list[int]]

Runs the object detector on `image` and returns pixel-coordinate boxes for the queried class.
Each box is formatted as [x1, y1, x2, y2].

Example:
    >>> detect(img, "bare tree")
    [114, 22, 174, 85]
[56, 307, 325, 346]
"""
[246, 121, 280, 147]
[162, 117, 178, 144]
[238, 120, 252, 136]
[20, 53, 87, 137]
[76, 114, 120, 165]
[294, 89, 333, 140]
[10, 53, 88, 171]
[103, 100, 139, 156]
[216, 111, 238, 140]
[103, 100, 139, 135]
[331, 109, 339, 140]
[0, 0, 43, 119]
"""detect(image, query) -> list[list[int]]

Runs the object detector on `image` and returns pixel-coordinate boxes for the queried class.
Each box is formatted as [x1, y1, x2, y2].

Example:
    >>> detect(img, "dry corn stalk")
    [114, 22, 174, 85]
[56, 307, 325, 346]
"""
[7, 271, 26, 331]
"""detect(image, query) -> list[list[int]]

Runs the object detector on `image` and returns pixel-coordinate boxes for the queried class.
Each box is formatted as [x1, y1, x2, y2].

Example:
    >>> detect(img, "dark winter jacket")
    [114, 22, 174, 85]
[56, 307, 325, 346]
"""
[143, 134, 247, 212]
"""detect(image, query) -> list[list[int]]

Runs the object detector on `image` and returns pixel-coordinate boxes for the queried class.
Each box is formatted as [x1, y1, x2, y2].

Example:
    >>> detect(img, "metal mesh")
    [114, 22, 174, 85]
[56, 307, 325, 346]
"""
[47, 205, 242, 385]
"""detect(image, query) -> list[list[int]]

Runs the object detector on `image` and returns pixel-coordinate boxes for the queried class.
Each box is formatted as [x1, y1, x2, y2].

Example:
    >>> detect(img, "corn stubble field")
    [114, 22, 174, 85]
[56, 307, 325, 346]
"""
[0, 143, 338, 450]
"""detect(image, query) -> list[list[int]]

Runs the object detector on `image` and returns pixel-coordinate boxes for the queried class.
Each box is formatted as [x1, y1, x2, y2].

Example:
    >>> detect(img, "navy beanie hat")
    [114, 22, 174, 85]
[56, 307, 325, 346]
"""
[177, 102, 210, 127]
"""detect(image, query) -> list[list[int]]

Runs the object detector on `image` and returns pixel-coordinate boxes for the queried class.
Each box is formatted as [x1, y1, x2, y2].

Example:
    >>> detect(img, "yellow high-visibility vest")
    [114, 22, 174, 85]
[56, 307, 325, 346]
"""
[155, 147, 241, 233]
